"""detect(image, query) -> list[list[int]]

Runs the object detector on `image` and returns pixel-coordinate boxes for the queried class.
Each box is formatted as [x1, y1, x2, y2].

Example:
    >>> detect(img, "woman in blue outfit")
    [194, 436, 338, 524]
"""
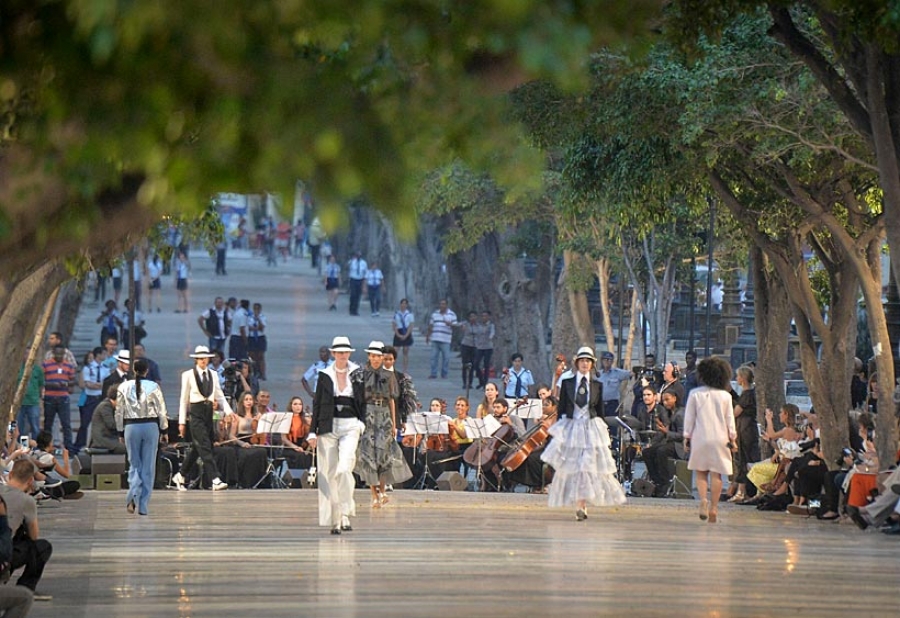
[115, 359, 169, 516]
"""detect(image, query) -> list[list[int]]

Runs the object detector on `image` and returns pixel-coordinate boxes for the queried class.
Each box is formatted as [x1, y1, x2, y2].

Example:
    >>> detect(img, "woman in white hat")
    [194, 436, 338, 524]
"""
[355, 341, 411, 508]
[541, 345, 626, 520]
[308, 336, 366, 535]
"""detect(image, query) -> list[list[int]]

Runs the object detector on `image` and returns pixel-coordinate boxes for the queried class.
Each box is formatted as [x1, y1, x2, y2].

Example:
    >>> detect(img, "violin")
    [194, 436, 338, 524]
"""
[554, 354, 568, 380]
[250, 414, 267, 445]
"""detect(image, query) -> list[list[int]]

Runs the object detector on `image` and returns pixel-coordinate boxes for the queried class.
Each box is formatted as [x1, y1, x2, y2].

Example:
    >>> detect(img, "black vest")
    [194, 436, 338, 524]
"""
[205, 308, 232, 338]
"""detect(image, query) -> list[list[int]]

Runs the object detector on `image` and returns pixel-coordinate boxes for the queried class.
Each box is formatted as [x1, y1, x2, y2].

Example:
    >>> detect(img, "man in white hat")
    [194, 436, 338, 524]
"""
[171, 345, 233, 491]
[101, 349, 132, 400]
[308, 336, 366, 534]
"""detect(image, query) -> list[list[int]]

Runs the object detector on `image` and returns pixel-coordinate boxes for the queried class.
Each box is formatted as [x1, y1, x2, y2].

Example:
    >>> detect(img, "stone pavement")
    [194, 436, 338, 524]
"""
[71, 248, 471, 415]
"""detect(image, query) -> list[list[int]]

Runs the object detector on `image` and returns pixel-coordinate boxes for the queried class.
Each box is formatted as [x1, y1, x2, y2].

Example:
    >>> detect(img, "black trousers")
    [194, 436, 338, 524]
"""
[474, 348, 493, 387]
[643, 441, 679, 489]
[180, 403, 221, 481]
[460, 344, 476, 388]
[12, 536, 52, 591]
[348, 279, 363, 315]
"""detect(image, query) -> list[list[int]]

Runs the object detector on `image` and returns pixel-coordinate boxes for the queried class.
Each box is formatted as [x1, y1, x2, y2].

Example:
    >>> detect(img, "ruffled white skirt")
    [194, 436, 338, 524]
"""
[541, 416, 626, 508]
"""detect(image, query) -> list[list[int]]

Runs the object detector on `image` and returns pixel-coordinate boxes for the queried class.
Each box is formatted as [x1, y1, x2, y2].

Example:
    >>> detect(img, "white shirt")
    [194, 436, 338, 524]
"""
[303, 359, 333, 392]
[178, 366, 234, 425]
[348, 258, 368, 280]
[148, 260, 162, 280]
[176, 260, 189, 279]
[365, 268, 384, 287]
[308, 361, 359, 441]
[81, 361, 107, 396]
[232, 307, 248, 336]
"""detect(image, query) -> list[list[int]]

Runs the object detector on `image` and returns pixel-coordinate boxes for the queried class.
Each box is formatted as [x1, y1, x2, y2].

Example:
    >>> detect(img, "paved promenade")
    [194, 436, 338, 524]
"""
[21, 248, 899, 617]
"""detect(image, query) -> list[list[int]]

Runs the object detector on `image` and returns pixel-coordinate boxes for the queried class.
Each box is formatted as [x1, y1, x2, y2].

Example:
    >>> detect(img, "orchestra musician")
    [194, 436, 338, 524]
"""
[476, 382, 500, 418]
[281, 396, 313, 469]
[450, 396, 474, 477]
[226, 392, 268, 488]
[479, 398, 525, 492]
[541, 346, 626, 521]
[507, 395, 558, 493]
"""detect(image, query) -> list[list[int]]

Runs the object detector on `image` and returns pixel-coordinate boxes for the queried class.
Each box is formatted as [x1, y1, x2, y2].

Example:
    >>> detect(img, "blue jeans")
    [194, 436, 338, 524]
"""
[430, 341, 450, 378]
[17, 405, 41, 440]
[125, 422, 160, 515]
[43, 396, 73, 450]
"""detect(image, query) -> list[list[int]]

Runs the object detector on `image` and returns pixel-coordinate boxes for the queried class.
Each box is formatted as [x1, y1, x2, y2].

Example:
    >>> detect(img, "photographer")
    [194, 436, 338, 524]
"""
[223, 359, 256, 407]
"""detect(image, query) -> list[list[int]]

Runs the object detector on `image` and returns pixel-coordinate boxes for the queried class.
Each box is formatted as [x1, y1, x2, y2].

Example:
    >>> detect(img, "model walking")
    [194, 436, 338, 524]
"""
[683, 356, 737, 523]
[541, 346, 626, 520]
[115, 359, 168, 515]
[355, 341, 412, 507]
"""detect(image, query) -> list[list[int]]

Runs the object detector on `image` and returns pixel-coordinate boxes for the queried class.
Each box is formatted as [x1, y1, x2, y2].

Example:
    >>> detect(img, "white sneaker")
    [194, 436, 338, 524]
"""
[172, 472, 187, 491]
[211, 478, 228, 491]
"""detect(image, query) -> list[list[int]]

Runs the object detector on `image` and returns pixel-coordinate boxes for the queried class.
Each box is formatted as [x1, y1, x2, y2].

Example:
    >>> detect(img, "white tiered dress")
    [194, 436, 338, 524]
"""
[541, 401, 626, 508]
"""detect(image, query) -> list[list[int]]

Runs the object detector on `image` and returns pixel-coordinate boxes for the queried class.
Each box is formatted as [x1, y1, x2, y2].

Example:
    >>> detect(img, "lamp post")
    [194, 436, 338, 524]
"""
[704, 197, 715, 358]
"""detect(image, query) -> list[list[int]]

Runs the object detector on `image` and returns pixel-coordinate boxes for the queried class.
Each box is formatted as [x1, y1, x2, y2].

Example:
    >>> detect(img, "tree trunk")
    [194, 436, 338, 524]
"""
[552, 269, 584, 364]
[495, 257, 550, 383]
[561, 250, 594, 348]
[750, 247, 791, 456]
[1, 261, 71, 428]
[595, 257, 616, 355]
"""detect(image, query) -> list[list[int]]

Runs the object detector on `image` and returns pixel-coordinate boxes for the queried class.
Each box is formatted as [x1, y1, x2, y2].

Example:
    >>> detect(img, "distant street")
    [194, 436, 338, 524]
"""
[72, 247, 467, 414]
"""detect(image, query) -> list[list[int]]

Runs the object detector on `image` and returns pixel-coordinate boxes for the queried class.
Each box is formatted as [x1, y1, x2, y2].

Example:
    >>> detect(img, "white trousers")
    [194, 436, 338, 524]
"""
[317, 417, 364, 527]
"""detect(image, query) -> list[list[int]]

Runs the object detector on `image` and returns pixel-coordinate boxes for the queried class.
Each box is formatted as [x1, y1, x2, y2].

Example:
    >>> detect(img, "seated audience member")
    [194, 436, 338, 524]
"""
[30, 432, 72, 482]
[0, 460, 53, 597]
[817, 447, 857, 520]
[786, 439, 827, 514]
[89, 386, 128, 454]
[0, 493, 34, 613]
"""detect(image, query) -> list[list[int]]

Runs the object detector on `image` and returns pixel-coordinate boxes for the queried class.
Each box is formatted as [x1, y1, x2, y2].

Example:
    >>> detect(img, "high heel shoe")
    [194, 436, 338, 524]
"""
[127, 500, 136, 514]
[379, 492, 389, 507]
[699, 499, 708, 521]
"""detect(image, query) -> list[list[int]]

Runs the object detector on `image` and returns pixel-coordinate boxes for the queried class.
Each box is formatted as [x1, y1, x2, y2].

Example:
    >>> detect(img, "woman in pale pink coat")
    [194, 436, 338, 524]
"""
[683, 356, 737, 524]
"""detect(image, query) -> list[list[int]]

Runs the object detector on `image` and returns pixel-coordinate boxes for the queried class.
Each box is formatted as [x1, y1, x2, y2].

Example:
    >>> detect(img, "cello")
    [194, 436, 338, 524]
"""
[500, 409, 557, 472]
[501, 354, 565, 472]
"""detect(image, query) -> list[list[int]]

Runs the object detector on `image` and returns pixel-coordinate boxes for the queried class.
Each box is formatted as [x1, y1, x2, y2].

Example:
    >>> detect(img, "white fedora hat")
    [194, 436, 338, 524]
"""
[574, 346, 597, 362]
[329, 336, 355, 352]
[364, 340, 385, 355]
[189, 345, 216, 359]
[115, 349, 131, 364]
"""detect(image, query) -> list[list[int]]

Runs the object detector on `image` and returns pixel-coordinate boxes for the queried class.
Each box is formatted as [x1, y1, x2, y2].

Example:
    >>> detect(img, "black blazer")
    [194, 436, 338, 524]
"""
[559, 374, 603, 419]
[311, 370, 366, 436]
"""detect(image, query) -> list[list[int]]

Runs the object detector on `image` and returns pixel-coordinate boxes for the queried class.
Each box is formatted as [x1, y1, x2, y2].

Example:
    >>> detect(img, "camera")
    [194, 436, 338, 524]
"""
[222, 359, 240, 379]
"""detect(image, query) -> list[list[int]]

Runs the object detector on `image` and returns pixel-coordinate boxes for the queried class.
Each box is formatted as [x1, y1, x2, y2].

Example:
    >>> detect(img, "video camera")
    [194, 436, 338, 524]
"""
[632, 365, 662, 387]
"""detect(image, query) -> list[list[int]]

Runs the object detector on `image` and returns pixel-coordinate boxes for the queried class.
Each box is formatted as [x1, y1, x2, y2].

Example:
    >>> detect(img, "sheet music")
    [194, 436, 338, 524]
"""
[405, 412, 450, 435]
[256, 412, 292, 435]
[507, 398, 543, 419]
[462, 415, 501, 439]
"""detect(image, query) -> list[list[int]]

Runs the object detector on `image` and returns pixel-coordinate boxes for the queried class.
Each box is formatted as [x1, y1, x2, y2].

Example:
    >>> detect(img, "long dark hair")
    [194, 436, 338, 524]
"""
[133, 358, 149, 399]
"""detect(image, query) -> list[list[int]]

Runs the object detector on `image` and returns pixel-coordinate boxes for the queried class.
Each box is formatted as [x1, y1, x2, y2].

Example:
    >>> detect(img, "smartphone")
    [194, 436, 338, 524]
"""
[18, 435, 29, 449]
[7, 421, 16, 432]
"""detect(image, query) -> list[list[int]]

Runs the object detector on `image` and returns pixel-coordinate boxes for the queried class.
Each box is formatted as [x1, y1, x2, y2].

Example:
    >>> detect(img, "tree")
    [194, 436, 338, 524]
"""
[670, 0, 900, 462]
[637, 14, 893, 466]
[1, 0, 666, 427]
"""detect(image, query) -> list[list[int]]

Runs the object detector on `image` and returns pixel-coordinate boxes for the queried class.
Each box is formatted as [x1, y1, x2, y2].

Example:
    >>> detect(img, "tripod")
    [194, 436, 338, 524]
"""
[255, 451, 289, 489]
[663, 457, 693, 499]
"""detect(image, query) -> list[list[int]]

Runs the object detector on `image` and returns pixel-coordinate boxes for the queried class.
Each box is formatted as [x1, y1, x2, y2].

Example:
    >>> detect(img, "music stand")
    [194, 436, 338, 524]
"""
[462, 416, 502, 492]
[508, 398, 543, 428]
[254, 412, 292, 489]
[407, 413, 450, 489]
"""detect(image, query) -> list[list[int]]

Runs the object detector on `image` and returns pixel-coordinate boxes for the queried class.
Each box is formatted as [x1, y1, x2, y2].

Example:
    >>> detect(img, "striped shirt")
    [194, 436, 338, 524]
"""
[42, 359, 75, 397]
[429, 309, 457, 344]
